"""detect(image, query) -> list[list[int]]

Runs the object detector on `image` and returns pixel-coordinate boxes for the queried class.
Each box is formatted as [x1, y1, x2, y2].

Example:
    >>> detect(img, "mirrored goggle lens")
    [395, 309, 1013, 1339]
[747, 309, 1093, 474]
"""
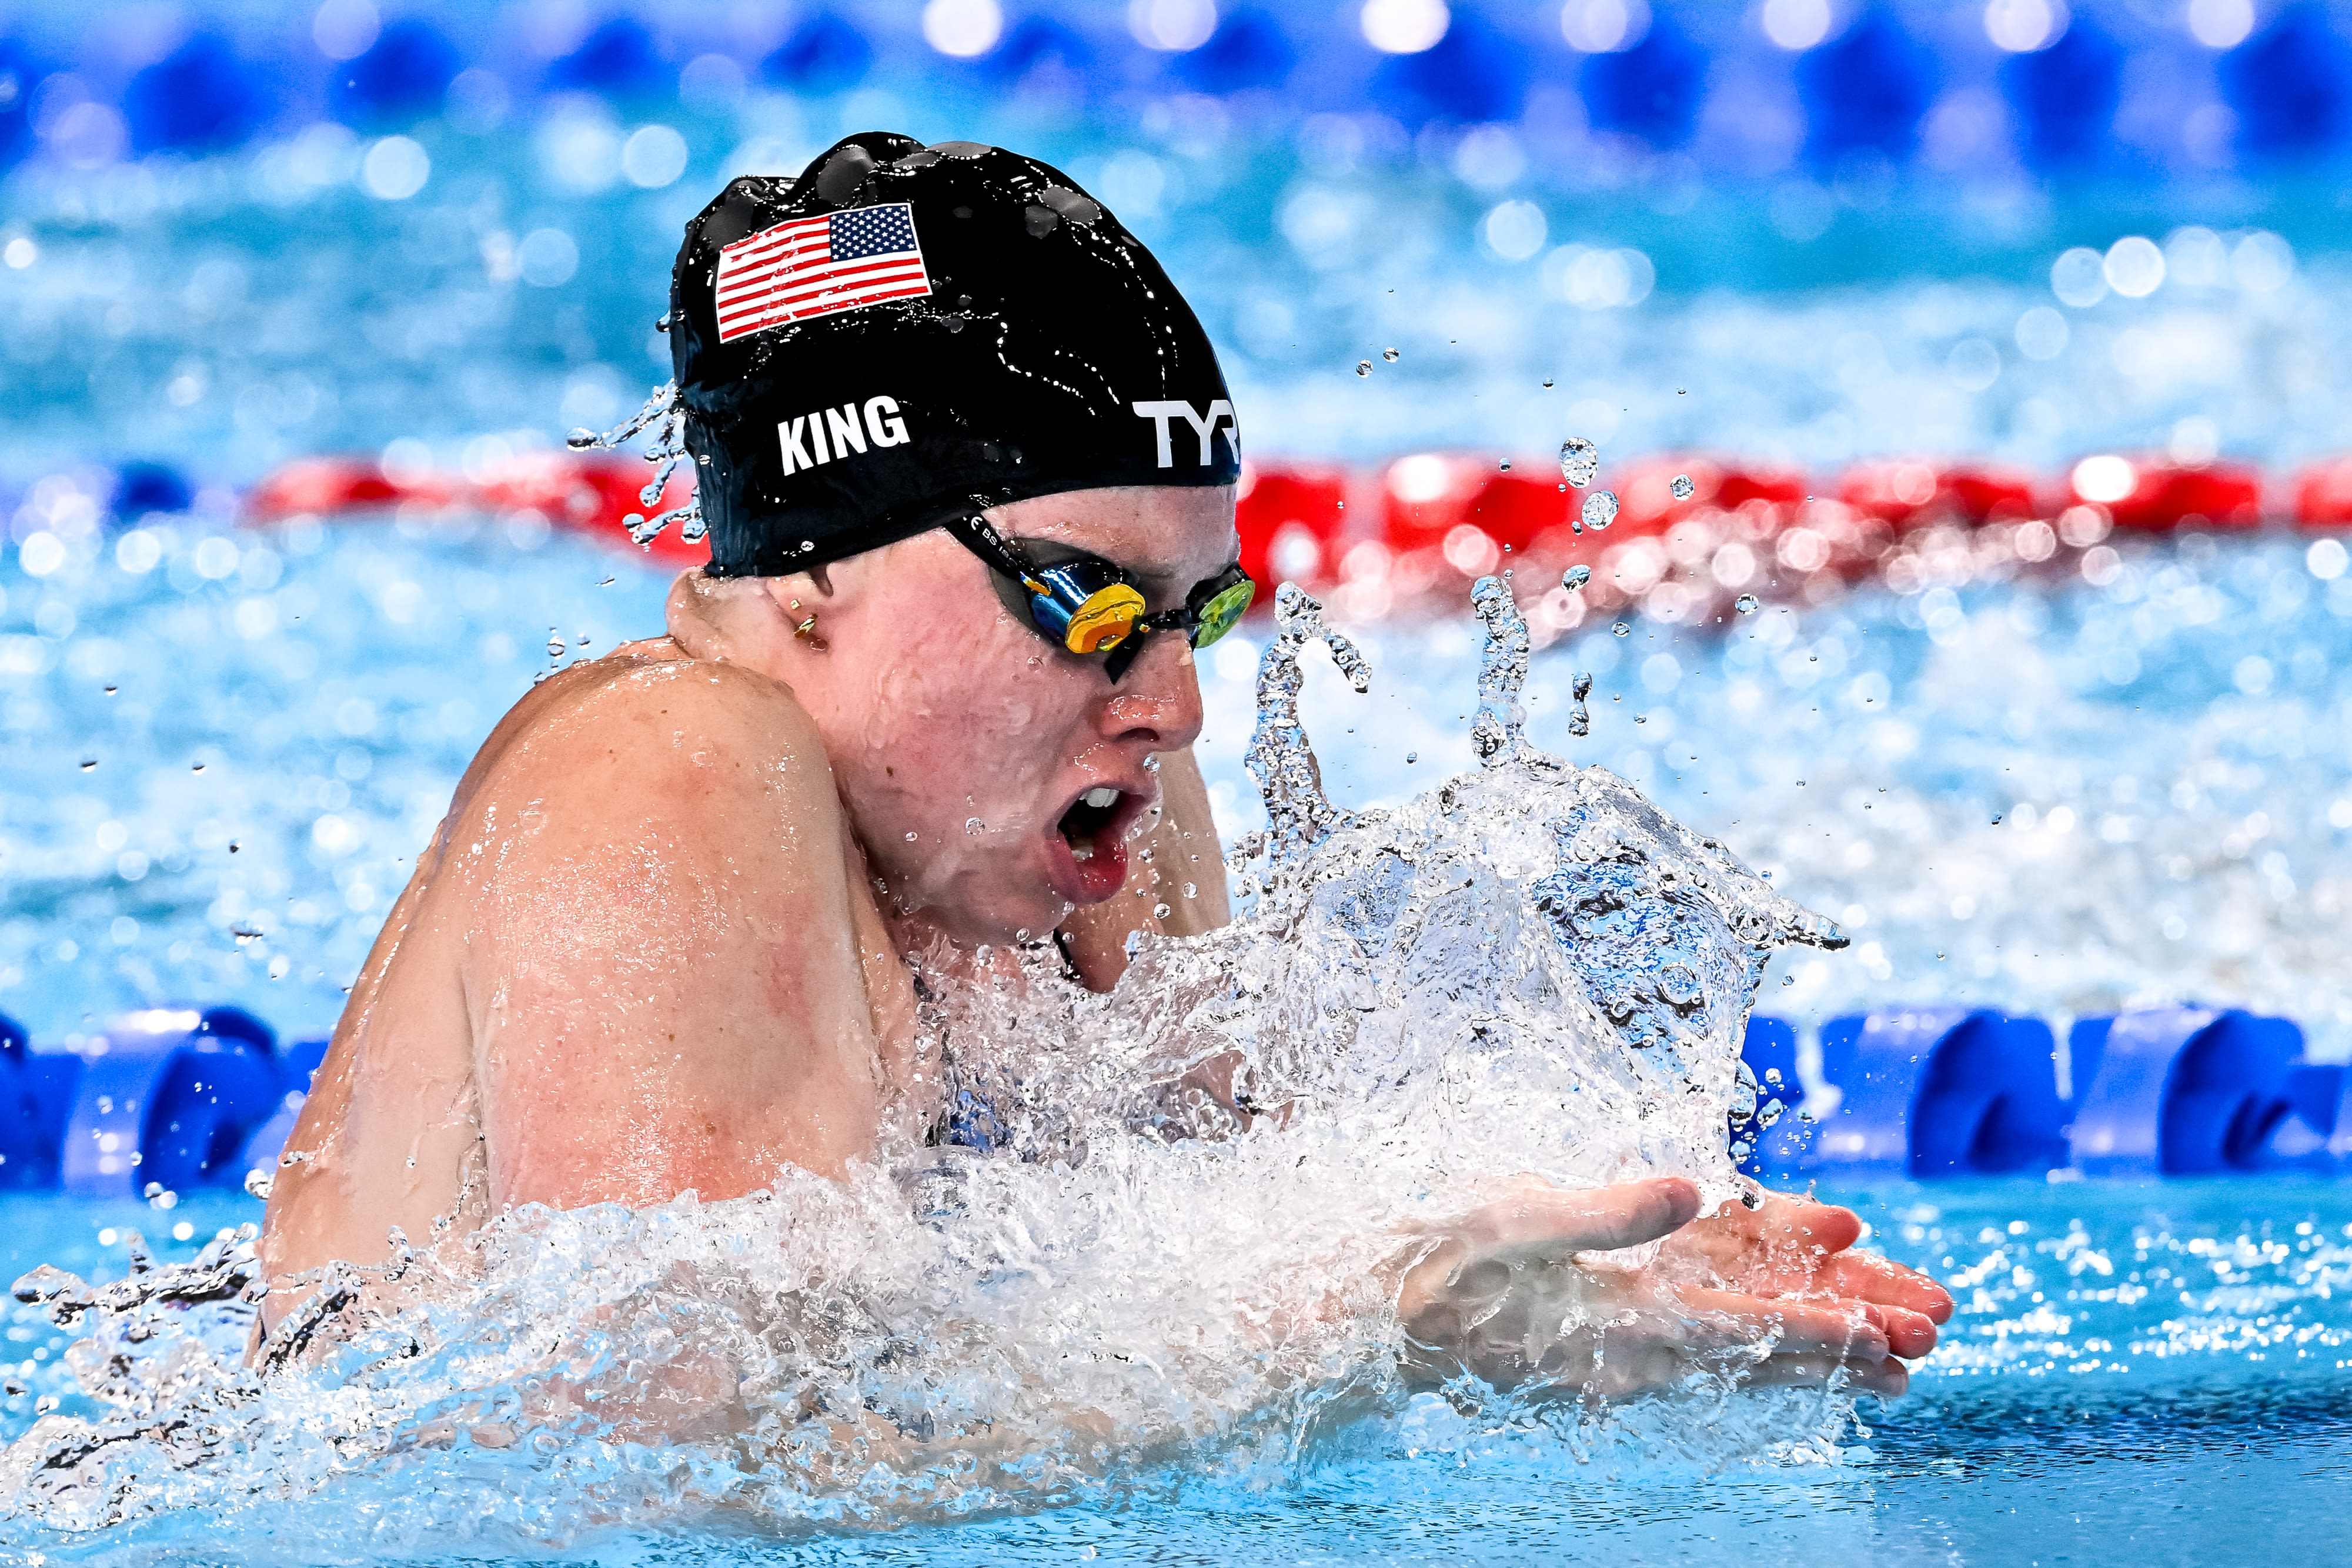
[1027, 562, 1147, 654]
[1190, 577, 1255, 647]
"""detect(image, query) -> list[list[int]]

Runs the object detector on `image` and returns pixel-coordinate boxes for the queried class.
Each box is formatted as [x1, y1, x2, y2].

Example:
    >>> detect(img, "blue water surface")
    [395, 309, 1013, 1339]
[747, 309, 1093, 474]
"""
[1, 1179, 2346, 1563]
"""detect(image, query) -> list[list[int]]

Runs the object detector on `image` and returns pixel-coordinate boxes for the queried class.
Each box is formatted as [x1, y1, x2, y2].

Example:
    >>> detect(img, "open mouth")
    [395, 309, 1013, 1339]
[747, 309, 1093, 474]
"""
[1058, 785, 1125, 864]
[1046, 783, 1141, 905]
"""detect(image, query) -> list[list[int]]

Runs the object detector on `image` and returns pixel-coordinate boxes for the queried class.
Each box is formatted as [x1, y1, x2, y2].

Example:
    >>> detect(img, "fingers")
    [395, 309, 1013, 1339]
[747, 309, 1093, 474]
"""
[1661, 1286, 1892, 1362]
[1818, 1251, 1956, 1325]
[1872, 1305, 1943, 1360]
[1458, 1176, 1703, 1266]
[1716, 1189, 1862, 1246]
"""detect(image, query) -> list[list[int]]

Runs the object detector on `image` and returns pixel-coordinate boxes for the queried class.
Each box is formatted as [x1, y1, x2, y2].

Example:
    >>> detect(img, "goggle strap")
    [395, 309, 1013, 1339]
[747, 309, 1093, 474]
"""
[944, 510, 1032, 581]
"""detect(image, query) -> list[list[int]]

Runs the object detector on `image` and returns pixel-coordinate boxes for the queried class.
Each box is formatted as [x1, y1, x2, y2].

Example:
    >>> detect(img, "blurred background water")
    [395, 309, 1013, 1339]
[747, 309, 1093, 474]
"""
[2, 0, 2350, 488]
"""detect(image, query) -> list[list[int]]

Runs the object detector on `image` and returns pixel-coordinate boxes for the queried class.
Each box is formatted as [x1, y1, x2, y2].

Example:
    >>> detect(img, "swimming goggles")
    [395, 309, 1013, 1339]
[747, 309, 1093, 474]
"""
[943, 511, 1255, 681]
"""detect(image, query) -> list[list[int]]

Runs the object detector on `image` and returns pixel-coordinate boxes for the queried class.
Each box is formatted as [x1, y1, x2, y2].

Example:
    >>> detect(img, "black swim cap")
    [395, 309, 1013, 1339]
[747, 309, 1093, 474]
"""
[669, 132, 1241, 578]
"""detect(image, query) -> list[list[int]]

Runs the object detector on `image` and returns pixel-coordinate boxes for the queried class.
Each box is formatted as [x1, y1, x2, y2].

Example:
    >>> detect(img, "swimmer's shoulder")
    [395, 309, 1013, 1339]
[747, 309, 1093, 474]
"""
[446, 637, 839, 845]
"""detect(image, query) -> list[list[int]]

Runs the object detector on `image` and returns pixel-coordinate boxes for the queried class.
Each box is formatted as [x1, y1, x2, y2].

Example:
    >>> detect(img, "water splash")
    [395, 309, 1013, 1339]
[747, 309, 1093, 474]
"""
[567, 379, 706, 549]
[1240, 583, 1371, 865]
[1468, 574, 1531, 765]
[0, 576, 1853, 1546]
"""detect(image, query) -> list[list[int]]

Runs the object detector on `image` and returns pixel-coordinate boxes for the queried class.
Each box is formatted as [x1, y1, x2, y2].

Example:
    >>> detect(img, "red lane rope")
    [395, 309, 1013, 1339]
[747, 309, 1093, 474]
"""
[240, 450, 2350, 628]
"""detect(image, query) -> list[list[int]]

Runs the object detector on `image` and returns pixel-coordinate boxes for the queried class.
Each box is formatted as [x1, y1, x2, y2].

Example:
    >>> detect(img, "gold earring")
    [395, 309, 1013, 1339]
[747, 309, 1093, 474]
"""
[790, 603, 827, 650]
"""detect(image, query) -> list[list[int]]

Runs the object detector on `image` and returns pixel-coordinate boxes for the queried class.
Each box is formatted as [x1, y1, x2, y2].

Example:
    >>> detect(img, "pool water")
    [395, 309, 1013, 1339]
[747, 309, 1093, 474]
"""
[0, 1179, 2346, 1563]
[8, 14, 2352, 1559]
[5, 521, 2347, 1052]
[2, 522, 2349, 1562]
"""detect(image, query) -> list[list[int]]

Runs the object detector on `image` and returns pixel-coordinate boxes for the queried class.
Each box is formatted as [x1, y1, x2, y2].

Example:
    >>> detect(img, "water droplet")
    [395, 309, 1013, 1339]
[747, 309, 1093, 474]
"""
[1498, 459, 1511, 471]
[103, 685, 118, 696]
[1571, 671, 1593, 701]
[597, 575, 616, 587]
[564, 427, 598, 450]
[1405, 751, 1418, 763]
[1181, 882, 1197, 898]
[800, 540, 816, 553]
[1735, 594, 1760, 615]
[1558, 436, 1599, 488]
[964, 817, 985, 835]
[191, 761, 205, 773]
[1355, 360, 1372, 377]
[546, 630, 566, 659]
[1992, 814, 2004, 825]
[1581, 490, 1618, 530]
[1611, 622, 1630, 637]
[1670, 473, 1695, 500]
[1562, 564, 1591, 591]
[1782, 974, 1795, 987]
[1541, 377, 1554, 389]
[905, 830, 919, 841]
[1382, 347, 1399, 362]
[1154, 903, 1171, 919]
[79, 759, 96, 771]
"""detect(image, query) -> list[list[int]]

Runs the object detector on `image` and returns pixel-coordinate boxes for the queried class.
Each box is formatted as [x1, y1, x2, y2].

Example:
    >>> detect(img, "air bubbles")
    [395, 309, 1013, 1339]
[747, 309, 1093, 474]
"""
[1670, 474, 1695, 500]
[1581, 490, 1619, 530]
[1735, 594, 1760, 614]
[1562, 564, 1591, 591]
[1559, 435, 1599, 487]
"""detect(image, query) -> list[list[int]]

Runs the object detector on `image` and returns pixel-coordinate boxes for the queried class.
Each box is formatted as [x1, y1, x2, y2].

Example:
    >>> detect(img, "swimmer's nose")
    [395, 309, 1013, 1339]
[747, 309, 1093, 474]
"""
[1096, 631, 1204, 752]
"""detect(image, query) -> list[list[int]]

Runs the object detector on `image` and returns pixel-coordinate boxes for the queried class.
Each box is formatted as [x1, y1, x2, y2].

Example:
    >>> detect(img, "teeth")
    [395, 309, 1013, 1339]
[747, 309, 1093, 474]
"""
[1083, 787, 1120, 810]
[1071, 842, 1094, 861]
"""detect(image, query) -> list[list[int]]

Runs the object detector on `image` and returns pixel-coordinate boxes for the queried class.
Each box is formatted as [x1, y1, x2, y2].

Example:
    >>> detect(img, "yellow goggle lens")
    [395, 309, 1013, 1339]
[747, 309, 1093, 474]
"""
[1191, 578, 1254, 647]
[1063, 583, 1148, 654]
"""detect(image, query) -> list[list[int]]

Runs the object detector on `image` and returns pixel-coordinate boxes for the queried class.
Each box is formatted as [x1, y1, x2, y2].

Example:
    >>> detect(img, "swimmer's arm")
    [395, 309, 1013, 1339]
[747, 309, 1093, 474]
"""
[463, 665, 886, 1209]
[1058, 745, 1227, 991]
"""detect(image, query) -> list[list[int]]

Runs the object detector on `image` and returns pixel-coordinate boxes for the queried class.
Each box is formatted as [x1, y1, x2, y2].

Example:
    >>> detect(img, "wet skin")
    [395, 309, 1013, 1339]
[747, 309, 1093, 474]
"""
[258, 482, 1951, 1393]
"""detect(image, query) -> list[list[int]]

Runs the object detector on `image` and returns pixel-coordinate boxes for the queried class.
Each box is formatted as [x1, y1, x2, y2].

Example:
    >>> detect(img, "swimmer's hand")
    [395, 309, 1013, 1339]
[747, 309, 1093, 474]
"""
[1391, 1176, 1943, 1403]
[1652, 1187, 1953, 1360]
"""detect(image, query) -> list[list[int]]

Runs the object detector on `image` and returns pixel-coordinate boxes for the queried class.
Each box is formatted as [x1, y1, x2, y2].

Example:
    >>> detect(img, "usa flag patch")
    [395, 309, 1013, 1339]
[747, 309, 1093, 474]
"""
[714, 203, 933, 343]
